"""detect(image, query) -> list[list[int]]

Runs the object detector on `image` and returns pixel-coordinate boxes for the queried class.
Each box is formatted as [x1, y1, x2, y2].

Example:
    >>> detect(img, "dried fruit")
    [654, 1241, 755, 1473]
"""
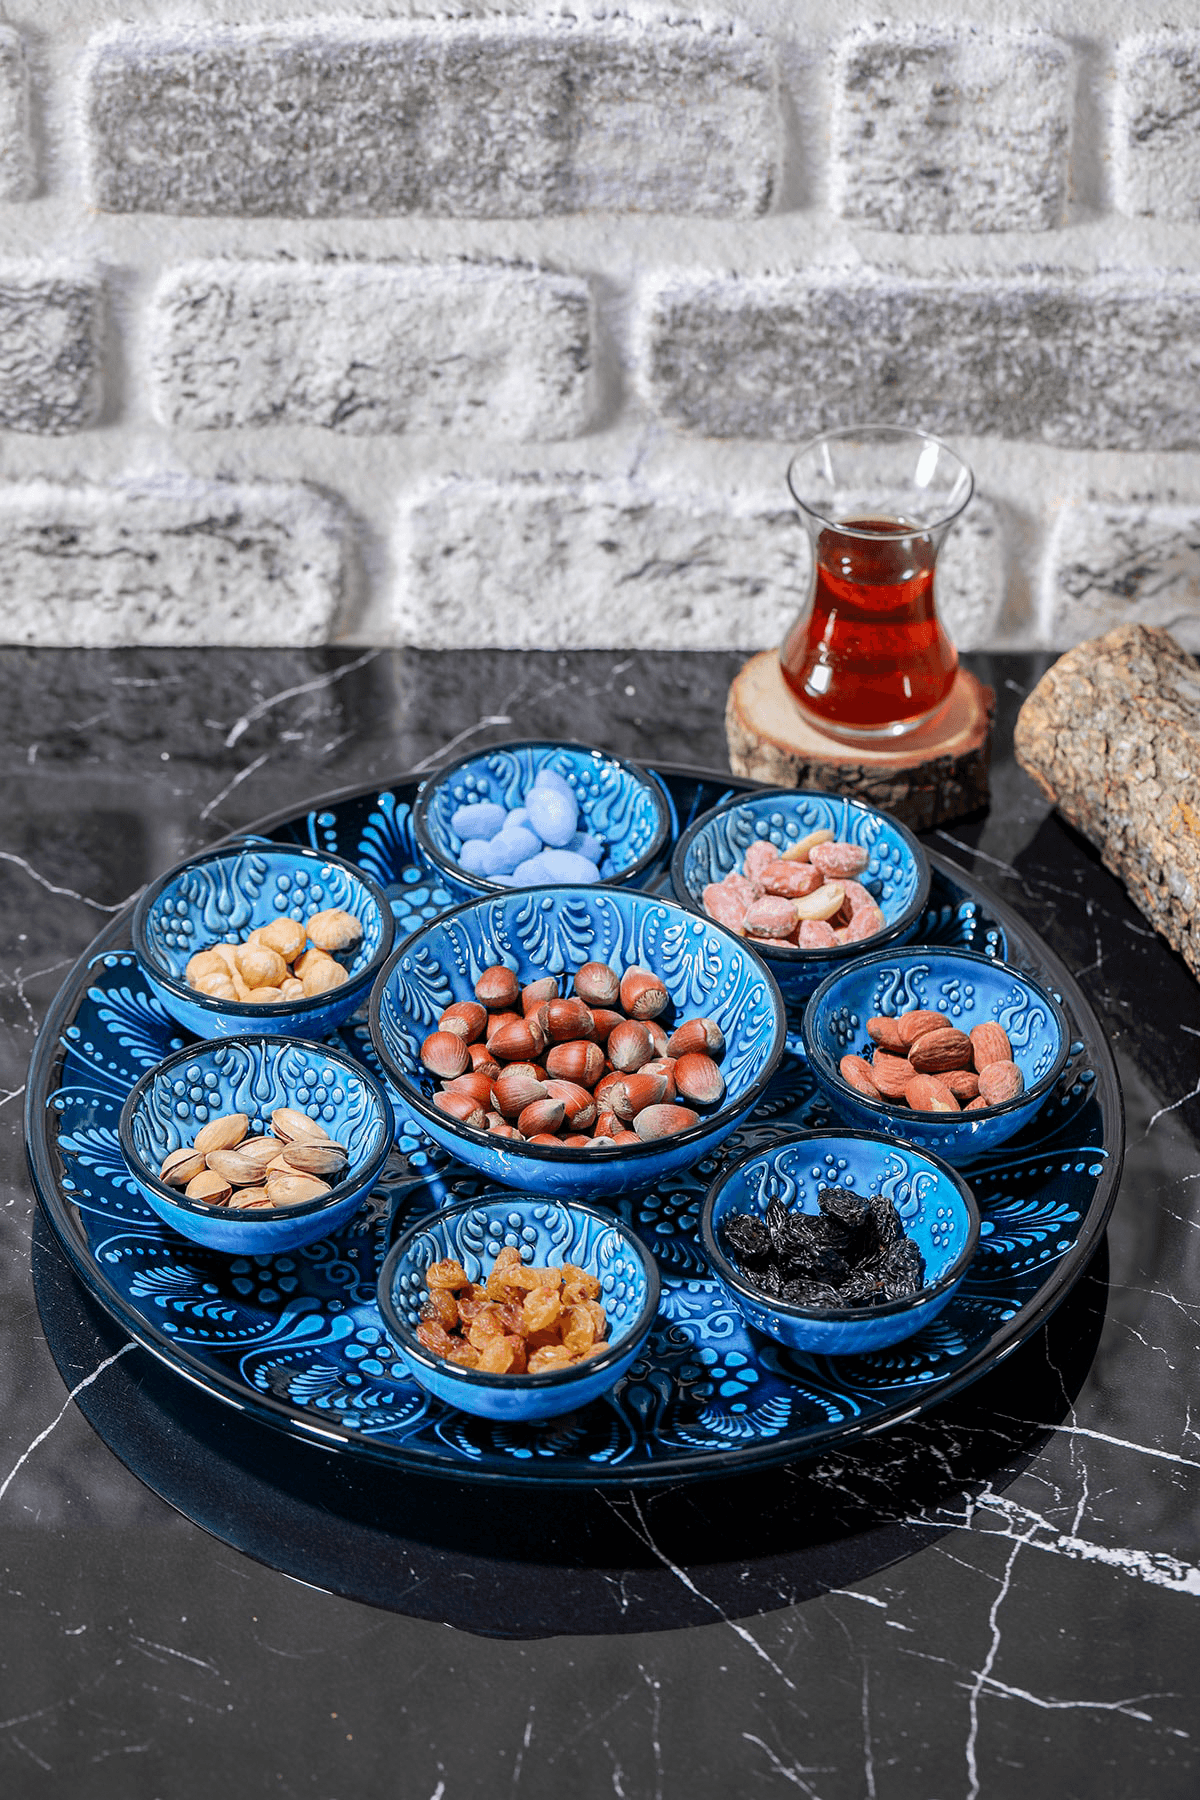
[416, 1252, 611, 1375]
[723, 1184, 926, 1310]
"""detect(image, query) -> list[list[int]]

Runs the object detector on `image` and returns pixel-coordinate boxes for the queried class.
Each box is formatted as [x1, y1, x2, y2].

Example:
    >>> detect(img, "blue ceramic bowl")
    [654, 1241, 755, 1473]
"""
[802, 946, 1071, 1165]
[670, 788, 930, 1006]
[368, 885, 787, 1199]
[377, 1193, 660, 1421]
[118, 1035, 395, 1253]
[701, 1130, 980, 1355]
[413, 738, 672, 898]
[132, 841, 394, 1041]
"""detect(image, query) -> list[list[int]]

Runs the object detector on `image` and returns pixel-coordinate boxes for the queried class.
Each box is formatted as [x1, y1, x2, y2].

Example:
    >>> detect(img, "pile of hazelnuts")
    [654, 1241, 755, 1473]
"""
[417, 960, 727, 1147]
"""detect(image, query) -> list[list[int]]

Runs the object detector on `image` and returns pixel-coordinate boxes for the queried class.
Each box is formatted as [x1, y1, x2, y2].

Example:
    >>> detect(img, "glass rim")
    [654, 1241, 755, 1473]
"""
[786, 423, 974, 541]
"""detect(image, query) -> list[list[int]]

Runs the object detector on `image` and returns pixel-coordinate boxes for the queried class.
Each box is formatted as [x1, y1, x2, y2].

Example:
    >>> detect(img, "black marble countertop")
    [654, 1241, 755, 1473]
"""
[3, 646, 1199, 1799]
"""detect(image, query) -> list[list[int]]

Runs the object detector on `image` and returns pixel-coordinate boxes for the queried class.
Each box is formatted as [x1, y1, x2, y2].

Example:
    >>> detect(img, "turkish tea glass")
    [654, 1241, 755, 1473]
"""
[781, 425, 974, 743]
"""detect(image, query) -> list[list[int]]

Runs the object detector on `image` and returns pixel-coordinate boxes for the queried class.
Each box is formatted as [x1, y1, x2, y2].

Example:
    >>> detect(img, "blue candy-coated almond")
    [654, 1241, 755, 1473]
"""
[524, 784, 578, 848]
[566, 830, 604, 864]
[451, 801, 507, 841]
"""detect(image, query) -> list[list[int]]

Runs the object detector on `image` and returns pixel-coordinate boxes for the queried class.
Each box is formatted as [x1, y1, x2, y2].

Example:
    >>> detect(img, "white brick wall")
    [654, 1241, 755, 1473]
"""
[0, 4, 1194, 652]
[84, 19, 779, 219]
[831, 25, 1073, 233]
[151, 260, 594, 439]
[0, 479, 348, 646]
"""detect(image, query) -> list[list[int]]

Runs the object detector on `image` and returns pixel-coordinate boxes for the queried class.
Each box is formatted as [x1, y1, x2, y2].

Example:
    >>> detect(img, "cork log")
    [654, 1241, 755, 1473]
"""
[725, 651, 994, 832]
[1014, 623, 1200, 981]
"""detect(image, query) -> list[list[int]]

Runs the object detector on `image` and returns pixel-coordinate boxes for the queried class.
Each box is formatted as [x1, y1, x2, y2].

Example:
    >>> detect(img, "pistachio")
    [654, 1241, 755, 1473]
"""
[270, 1107, 331, 1145]
[192, 1112, 249, 1154]
[281, 1140, 348, 1177]
[264, 1172, 332, 1207]
[160, 1146, 207, 1187]
[226, 1186, 274, 1210]
[206, 1147, 273, 1186]
[185, 1168, 233, 1204]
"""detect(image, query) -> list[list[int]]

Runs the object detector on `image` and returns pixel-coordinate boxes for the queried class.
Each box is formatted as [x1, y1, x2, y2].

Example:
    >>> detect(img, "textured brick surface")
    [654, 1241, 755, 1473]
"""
[0, 270, 103, 432]
[394, 476, 1004, 650]
[0, 481, 348, 646]
[1044, 505, 1200, 650]
[0, 28, 32, 200]
[1114, 33, 1200, 219]
[396, 478, 805, 649]
[831, 24, 1072, 232]
[84, 20, 778, 219]
[151, 260, 593, 438]
[640, 271, 1200, 450]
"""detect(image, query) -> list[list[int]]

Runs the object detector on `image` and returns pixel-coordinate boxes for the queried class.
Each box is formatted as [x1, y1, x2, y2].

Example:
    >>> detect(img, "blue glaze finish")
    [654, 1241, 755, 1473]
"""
[118, 1035, 394, 1253]
[414, 740, 672, 898]
[670, 789, 931, 1005]
[702, 1131, 980, 1355]
[377, 1195, 660, 1421]
[369, 886, 787, 1198]
[30, 773, 1119, 1486]
[803, 947, 1070, 1164]
[133, 842, 394, 1041]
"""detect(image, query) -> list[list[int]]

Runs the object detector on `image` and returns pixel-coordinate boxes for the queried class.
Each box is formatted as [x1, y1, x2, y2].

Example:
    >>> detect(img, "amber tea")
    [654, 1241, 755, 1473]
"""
[780, 515, 959, 736]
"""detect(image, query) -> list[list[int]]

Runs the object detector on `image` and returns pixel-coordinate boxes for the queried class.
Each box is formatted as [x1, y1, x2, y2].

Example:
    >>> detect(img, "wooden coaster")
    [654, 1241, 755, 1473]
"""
[725, 652, 994, 832]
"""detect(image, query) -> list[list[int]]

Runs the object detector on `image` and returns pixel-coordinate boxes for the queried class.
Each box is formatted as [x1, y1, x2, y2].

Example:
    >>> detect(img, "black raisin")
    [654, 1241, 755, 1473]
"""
[722, 1211, 772, 1265]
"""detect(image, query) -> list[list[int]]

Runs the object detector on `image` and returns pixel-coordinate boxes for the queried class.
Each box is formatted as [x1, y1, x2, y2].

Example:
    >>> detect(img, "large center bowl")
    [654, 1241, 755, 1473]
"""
[368, 885, 787, 1198]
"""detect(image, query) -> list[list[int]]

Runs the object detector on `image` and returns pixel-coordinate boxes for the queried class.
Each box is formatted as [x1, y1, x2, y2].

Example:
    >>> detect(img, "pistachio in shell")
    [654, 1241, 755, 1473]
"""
[264, 1172, 332, 1208]
[270, 1107, 331, 1145]
[184, 1168, 234, 1205]
[192, 1112, 249, 1155]
[159, 1146, 207, 1187]
[281, 1140, 348, 1178]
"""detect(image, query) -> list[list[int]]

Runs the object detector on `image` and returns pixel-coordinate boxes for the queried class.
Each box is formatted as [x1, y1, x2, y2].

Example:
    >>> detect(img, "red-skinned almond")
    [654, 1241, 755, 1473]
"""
[970, 1022, 1014, 1069]
[896, 1010, 945, 1047]
[869, 1052, 916, 1100]
[942, 1068, 980, 1102]
[977, 1061, 1024, 1106]
[866, 1015, 907, 1054]
[839, 1055, 882, 1101]
[905, 1074, 960, 1113]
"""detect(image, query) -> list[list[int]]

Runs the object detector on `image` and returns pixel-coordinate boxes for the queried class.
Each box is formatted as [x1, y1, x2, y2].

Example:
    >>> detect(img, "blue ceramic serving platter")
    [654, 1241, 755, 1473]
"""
[27, 764, 1123, 1487]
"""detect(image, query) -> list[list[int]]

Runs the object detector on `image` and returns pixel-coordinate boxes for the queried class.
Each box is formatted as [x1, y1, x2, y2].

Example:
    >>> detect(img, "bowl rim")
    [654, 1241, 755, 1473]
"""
[801, 943, 1073, 1123]
[700, 1126, 981, 1324]
[367, 883, 788, 1165]
[668, 786, 932, 965]
[376, 1193, 661, 1390]
[411, 736, 674, 896]
[118, 1032, 396, 1224]
[131, 839, 396, 1022]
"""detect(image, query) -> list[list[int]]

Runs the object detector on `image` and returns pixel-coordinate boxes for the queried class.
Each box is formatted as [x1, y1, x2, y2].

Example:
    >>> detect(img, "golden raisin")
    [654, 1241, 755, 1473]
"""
[421, 1288, 459, 1329]
[562, 1304, 596, 1354]
[477, 1335, 517, 1374]
[528, 1344, 574, 1374]
[445, 1341, 481, 1369]
[426, 1258, 470, 1290]
[416, 1319, 454, 1358]
[522, 1287, 563, 1334]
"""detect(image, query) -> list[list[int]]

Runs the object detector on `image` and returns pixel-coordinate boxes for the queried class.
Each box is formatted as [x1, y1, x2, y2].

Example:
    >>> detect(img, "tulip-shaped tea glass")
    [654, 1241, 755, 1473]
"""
[781, 426, 974, 743]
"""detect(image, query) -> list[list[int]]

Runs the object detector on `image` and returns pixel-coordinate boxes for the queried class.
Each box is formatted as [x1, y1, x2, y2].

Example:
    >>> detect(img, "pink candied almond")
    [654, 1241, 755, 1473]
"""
[810, 840, 870, 880]
[743, 841, 780, 883]
[743, 895, 800, 939]
[759, 860, 824, 899]
[702, 882, 748, 935]
[796, 919, 838, 948]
